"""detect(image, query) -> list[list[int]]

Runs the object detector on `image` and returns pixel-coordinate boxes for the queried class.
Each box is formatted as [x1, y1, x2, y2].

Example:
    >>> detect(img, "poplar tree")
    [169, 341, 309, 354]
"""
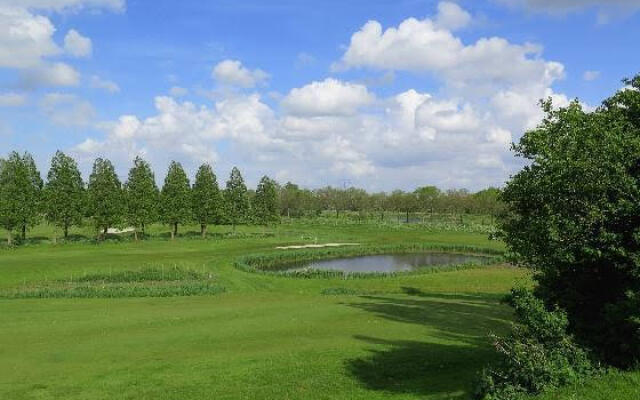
[160, 161, 191, 239]
[192, 163, 222, 238]
[0, 152, 42, 244]
[87, 158, 124, 239]
[223, 167, 250, 231]
[124, 156, 159, 240]
[253, 175, 279, 226]
[19, 152, 43, 240]
[44, 151, 85, 240]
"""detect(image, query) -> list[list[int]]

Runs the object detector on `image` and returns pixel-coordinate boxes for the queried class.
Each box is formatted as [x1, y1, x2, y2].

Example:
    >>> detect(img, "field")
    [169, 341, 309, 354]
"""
[0, 221, 636, 399]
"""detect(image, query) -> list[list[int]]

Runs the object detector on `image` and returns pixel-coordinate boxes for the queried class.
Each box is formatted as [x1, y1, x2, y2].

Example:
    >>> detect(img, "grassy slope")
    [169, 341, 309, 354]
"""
[2, 222, 631, 399]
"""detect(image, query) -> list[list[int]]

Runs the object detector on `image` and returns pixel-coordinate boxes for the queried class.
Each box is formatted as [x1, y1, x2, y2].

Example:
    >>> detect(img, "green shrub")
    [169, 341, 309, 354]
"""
[499, 77, 640, 367]
[474, 288, 596, 400]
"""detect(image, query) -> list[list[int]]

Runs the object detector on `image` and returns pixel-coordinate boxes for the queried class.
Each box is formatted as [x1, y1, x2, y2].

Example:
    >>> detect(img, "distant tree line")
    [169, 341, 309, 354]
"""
[0, 150, 502, 244]
[276, 182, 502, 222]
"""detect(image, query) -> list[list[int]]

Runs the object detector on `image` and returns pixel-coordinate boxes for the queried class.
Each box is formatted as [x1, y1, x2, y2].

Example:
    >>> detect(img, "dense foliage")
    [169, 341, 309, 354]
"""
[87, 158, 124, 238]
[160, 161, 192, 239]
[191, 163, 222, 238]
[124, 156, 159, 240]
[253, 176, 279, 225]
[500, 77, 640, 367]
[0, 152, 43, 244]
[474, 288, 595, 400]
[224, 167, 250, 229]
[43, 151, 85, 240]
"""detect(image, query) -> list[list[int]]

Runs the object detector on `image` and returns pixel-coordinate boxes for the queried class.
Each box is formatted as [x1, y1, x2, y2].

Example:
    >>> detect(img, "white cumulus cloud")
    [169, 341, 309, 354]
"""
[212, 59, 269, 88]
[281, 78, 375, 117]
[64, 29, 92, 57]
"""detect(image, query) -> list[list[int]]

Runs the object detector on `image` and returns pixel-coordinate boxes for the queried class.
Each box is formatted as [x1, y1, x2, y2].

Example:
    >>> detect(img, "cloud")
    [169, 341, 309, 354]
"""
[434, 1, 472, 31]
[0, 6, 59, 69]
[333, 10, 564, 94]
[497, 0, 640, 12]
[0, 92, 27, 107]
[89, 75, 120, 93]
[583, 70, 600, 81]
[281, 78, 375, 116]
[20, 62, 80, 87]
[2, 0, 125, 13]
[495, 0, 640, 21]
[212, 59, 269, 88]
[40, 92, 96, 126]
[67, 2, 578, 190]
[0, 1, 121, 89]
[64, 29, 92, 57]
[168, 86, 188, 97]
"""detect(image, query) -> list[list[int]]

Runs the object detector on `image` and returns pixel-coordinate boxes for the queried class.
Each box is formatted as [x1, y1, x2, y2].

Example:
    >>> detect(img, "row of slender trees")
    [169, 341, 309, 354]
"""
[0, 151, 278, 244]
[0, 150, 503, 244]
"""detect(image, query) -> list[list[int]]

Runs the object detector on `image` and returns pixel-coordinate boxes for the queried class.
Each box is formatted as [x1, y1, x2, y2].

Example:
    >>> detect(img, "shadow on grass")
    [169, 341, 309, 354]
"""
[346, 336, 496, 399]
[344, 290, 513, 398]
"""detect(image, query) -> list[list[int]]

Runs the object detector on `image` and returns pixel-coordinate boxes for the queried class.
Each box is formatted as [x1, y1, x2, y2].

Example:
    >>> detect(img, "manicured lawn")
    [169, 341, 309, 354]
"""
[3, 221, 617, 399]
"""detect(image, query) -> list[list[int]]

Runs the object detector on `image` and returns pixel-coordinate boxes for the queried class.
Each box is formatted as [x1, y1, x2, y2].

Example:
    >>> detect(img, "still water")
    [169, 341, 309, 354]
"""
[288, 253, 489, 273]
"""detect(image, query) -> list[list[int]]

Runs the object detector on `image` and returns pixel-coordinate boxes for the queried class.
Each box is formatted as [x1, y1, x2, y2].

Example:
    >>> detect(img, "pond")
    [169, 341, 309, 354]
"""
[287, 252, 490, 273]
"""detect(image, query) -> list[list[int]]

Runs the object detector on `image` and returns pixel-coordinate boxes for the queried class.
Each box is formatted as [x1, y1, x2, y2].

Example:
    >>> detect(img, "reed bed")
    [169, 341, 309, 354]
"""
[0, 265, 225, 299]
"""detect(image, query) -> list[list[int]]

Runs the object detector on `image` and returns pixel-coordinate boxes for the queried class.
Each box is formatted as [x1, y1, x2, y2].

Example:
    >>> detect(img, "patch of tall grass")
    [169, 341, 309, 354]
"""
[0, 265, 225, 299]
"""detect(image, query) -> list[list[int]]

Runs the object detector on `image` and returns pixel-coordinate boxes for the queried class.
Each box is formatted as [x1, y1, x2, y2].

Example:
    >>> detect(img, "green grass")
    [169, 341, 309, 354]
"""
[0, 221, 634, 399]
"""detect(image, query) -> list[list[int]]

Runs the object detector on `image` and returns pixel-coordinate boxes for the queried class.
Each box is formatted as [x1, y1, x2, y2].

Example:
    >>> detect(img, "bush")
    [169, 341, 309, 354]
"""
[474, 288, 596, 400]
[499, 76, 640, 367]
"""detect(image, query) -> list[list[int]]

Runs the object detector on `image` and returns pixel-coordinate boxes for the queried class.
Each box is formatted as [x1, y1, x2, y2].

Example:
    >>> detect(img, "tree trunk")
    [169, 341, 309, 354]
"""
[406, 210, 409, 224]
[201, 224, 207, 239]
[287, 208, 290, 218]
[7, 230, 12, 246]
[64, 224, 69, 239]
[141, 222, 145, 239]
[173, 222, 178, 239]
[21, 224, 26, 241]
[134, 229, 138, 241]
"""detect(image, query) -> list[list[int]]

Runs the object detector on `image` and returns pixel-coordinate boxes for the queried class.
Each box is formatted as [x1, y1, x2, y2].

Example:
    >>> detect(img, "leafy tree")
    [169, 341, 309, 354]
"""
[192, 163, 222, 238]
[19, 152, 43, 240]
[0, 152, 43, 244]
[253, 176, 279, 225]
[124, 156, 159, 240]
[500, 75, 640, 367]
[279, 182, 302, 218]
[43, 151, 85, 240]
[414, 185, 441, 216]
[223, 167, 250, 230]
[370, 192, 389, 221]
[160, 161, 191, 239]
[87, 158, 124, 239]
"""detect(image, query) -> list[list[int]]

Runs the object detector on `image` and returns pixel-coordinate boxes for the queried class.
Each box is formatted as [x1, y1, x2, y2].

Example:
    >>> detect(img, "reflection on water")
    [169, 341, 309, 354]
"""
[288, 253, 490, 273]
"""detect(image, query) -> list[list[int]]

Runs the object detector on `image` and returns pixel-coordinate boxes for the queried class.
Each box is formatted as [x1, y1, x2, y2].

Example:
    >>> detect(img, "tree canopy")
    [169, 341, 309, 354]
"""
[0, 152, 43, 244]
[192, 163, 222, 238]
[44, 151, 85, 239]
[253, 175, 279, 225]
[500, 75, 640, 367]
[87, 158, 124, 238]
[160, 161, 191, 239]
[224, 167, 250, 229]
[124, 156, 159, 239]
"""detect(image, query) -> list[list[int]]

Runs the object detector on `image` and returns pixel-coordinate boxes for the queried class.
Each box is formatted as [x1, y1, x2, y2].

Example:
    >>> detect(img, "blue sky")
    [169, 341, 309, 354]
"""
[1, 0, 639, 191]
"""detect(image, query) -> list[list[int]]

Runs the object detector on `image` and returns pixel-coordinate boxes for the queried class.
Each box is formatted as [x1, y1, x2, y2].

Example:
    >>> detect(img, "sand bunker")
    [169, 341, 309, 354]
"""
[275, 243, 360, 250]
